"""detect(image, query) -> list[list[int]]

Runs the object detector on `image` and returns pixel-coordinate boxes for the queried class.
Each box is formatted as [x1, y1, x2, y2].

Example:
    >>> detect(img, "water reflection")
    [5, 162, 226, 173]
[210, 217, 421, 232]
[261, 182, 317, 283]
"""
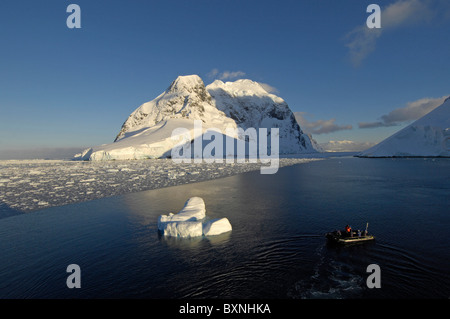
[158, 234, 205, 249]
[122, 176, 238, 250]
[157, 231, 232, 250]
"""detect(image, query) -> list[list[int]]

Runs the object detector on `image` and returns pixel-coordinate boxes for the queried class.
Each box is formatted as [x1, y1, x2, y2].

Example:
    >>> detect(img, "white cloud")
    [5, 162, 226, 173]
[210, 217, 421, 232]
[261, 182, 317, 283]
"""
[219, 70, 246, 80]
[207, 69, 246, 81]
[345, 26, 381, 67]
[207, 68, 219, 78]
[294, 112, 353, 135]
[345, 0, 439, 66]
[258, 82, 279, 94]
[383, 0, 433, 28]
[359, 95, 448, 128]
[207, 69, 278, 93]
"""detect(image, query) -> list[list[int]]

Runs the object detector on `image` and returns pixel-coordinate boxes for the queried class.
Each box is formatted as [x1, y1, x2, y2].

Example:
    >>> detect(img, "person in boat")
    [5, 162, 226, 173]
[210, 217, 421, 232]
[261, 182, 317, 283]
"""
[345, 225, 352, 237]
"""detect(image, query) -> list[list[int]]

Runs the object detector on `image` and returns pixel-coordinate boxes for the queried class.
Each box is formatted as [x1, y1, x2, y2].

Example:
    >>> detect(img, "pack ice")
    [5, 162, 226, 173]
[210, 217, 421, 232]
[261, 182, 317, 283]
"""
[157, 197, 232, 238]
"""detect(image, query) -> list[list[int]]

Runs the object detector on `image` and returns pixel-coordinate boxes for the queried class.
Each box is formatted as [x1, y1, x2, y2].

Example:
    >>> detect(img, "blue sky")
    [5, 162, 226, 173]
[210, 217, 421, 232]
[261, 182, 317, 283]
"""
[1, 0, 449, 156]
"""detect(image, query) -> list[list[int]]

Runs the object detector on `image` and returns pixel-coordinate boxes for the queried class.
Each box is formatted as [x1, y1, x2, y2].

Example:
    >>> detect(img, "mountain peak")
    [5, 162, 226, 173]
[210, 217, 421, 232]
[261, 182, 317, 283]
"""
[207, 78, 269, 97]
[167, 75, 205, 93]
[359, 97, 450, 157]
[83, 74, 318, 160]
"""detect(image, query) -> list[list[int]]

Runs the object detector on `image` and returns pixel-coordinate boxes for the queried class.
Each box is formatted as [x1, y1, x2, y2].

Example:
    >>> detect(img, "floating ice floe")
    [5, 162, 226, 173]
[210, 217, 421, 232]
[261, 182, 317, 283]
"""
[203, 218, 233, 236]
[157, 197, 232, 238]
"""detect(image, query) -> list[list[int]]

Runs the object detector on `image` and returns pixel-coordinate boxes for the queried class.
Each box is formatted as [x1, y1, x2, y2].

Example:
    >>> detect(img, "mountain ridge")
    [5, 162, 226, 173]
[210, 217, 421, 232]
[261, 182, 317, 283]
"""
[358, 97, 450, 157]
[75, 75, 319, 161]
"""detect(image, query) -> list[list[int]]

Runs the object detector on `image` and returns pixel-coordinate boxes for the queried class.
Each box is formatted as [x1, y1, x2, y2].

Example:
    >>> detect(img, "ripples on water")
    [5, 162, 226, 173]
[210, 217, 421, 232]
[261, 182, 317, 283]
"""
[0, 157, 449, 299]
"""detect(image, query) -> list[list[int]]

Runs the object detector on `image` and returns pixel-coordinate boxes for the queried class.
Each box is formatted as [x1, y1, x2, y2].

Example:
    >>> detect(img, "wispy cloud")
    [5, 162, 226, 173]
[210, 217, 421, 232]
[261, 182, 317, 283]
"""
[206, 69, 278, 93]
[358, 121, 395, 129]
[207, 68, 220, 78]
[258, 82, 279, 94]
[345, 0, 441, 66]
[219, 71, 246, 80]
[345, 27, 382, 67]
[294, 112, 353, 135]
[207, 69, 246, 81]
[359, 95, 448, 129]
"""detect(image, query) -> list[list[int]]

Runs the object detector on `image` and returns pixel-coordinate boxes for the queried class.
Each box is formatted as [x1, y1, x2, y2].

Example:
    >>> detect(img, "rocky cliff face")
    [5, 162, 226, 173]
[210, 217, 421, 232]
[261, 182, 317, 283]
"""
[207, 79, 316, 153]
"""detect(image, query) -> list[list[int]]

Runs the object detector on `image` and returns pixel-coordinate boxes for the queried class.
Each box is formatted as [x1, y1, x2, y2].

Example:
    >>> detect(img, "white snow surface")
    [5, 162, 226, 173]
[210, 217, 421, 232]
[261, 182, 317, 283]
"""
[157, 197, 232, 238]
[158, 196, 206, 228]
[115, 75, 237, 143]
[359, 97, 450, 157]
[203, 218, 233, 236]
[207, 79, 318, 153]
[162, 221, 204, 238]
[74, 75, 317, 161]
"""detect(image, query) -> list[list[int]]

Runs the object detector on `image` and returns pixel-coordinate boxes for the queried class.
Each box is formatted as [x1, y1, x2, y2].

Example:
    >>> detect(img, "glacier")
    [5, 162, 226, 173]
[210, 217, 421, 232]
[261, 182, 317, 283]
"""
[358, 97, 450, 157]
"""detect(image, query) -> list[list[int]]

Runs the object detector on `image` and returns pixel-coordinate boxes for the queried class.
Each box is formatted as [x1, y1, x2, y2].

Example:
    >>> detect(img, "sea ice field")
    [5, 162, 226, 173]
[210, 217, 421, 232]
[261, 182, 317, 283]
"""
[0, 157, 321, 214]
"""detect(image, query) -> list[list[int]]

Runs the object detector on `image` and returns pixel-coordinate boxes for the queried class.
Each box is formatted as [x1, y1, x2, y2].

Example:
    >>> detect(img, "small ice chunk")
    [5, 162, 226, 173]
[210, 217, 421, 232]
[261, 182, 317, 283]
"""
[203, 218, 232, 236]
[80, 178, 96, 183]
[29, 170, 44, 175]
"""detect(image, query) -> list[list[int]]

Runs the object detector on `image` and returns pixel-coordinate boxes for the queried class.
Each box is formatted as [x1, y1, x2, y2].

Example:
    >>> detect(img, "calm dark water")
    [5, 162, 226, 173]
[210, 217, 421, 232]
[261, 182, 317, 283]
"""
[0, 157, 449, 299]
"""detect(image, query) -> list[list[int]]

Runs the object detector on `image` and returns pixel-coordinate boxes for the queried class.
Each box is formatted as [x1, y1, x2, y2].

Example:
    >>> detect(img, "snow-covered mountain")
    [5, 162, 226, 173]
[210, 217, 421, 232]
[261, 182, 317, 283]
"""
[358, 96, 450, 157]
[114, 75, 237, 143]
[207, 79, 317, 154]
[74, 75, 318, 161]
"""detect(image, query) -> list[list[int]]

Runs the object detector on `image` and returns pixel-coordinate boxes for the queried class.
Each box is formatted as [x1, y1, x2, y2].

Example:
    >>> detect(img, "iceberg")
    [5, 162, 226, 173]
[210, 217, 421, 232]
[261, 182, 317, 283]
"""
[203, 218, 232, 236]
[157, 196, 206, 230]
[157, 197, 232, 238]
[162, 221, 204, 238]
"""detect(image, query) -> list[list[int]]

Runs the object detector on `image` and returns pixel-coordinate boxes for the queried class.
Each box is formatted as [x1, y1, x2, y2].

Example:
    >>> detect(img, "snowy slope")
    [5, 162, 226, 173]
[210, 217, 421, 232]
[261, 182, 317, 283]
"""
[75, 118, 226, 161]
[207, 79, 317, 154]
[358, 97, 450, 157]
[75, 75, 317, 161]
[75, 75, 238, 160]
[114, 75, 237, 142]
